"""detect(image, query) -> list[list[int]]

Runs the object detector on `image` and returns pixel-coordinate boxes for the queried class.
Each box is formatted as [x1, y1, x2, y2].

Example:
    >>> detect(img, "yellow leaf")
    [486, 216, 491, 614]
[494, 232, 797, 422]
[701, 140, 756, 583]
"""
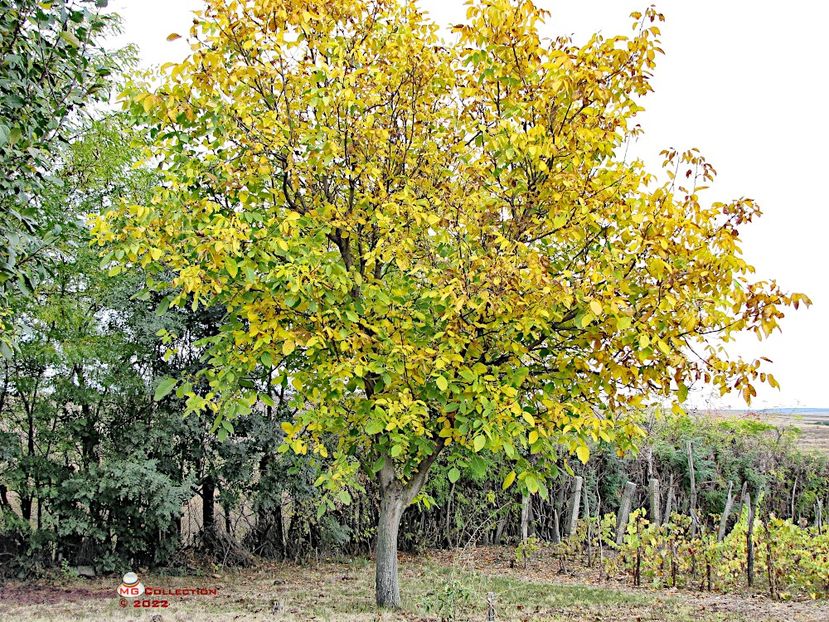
[528, 430, 539, 445]
[167, 33, 182, 41]
[502, 470, 516, 490]
[283, 339, 296, 356]
[576, 444, 590, 464]
[589, 299, 602, 316]
[225, 256, 238, 278]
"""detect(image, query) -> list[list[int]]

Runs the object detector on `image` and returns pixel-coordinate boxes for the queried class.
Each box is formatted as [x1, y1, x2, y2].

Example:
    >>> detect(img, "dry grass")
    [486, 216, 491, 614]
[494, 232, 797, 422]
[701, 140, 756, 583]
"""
[1, 547, 827, 622]
[700, 409, 829, 454]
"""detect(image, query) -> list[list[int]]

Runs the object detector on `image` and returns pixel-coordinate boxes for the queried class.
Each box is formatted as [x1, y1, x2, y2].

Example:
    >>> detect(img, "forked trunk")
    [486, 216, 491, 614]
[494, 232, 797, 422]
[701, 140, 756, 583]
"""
[374, 447, 441, 609]
[375, 490, 405, 608]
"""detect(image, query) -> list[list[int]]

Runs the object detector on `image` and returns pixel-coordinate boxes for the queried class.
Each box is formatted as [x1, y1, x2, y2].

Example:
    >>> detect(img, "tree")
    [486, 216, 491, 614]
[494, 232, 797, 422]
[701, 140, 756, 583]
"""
[0, 115, 200, 569]
[93, 0, 807, 607]
[0, 0, 116, 350]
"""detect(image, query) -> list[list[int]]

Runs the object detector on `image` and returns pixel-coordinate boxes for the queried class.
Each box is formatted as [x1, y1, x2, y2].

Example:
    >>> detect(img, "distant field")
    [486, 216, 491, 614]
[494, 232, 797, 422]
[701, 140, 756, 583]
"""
[699, 408, 829, 454]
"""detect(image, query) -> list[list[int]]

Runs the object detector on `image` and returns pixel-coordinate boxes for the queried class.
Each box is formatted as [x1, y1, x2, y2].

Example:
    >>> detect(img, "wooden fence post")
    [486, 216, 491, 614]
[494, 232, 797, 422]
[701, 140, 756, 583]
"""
[746, 491, 759, 588]
[718, 480, 734, 542]
[648, 478, 661, 525]
[687, 440, 699, 537]
[583, 489, 593, 566]
[790, 475, 798, 520]
[763, 513, 777, 599]
[662, 474, 674, 525]
[734, 481, 748, 524]
[615, 481, 636, 545]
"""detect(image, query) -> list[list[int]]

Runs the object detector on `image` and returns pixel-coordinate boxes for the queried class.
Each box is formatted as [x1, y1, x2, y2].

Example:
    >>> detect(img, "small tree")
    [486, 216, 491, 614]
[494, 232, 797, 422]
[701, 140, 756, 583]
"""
[93, 0, 806, 607]
[0, 0, 116, 350]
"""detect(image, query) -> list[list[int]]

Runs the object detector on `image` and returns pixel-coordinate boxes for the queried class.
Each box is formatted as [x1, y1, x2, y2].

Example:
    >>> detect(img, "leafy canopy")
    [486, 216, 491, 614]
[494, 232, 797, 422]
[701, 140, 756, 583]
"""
[0, 0, 115, 350]
[93, 0, 806, 497]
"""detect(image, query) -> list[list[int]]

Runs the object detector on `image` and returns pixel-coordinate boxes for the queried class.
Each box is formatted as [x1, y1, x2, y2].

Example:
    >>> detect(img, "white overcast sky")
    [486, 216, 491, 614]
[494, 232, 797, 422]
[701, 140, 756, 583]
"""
[109, 1, 829, 410]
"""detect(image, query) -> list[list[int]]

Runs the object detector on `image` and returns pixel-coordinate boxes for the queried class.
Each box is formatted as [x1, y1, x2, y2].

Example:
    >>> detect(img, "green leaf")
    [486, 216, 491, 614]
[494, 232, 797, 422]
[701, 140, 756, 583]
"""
[337, 489, 352, 504]
[59, 30, 81, 47]
[448, 467, 460, 483]
[436, 375, 448, 392]
[154, 376, 177, 401]
[473, 435, 486, 452]
[156, 297, 171, 316]
[365, 420, 384, 435]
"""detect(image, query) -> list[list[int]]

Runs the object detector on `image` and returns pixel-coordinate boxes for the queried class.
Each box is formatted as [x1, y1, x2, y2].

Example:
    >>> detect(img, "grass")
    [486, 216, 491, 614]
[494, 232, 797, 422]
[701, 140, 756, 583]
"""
[0, 549, 825, 621]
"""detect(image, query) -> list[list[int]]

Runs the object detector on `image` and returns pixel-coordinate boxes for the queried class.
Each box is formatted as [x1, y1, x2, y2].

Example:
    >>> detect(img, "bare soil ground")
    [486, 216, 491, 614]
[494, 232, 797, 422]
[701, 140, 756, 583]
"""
[1, 546, 826, 622]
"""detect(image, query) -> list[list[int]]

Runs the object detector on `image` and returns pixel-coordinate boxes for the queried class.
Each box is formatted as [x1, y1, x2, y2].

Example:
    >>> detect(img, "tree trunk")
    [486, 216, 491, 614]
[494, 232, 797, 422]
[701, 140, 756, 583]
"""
[375, 448, 441, 609]
[520, 494, 530, 542]
[20, 495, 32, 521]
[445, 481, 455, 546]
[583, 489, 592, 566]
[568, 476, 583, 537]
[718, 480, 734, 542]
[375, 488, 405, 609]
[494, 511, 508, 544]
[202, 475, 216, 542]
[615, 481, 636, 545]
